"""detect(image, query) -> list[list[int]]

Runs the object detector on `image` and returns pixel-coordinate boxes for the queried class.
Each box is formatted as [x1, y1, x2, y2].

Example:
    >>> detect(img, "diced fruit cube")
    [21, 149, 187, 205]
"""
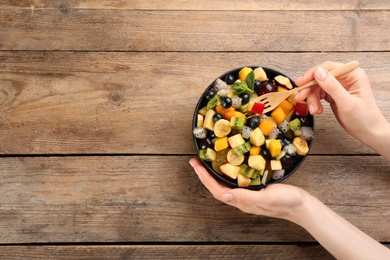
[254, 67, 267, 81]
[248, 155, 266, 172]
[270, 160, 283, 170]
[274, 75, 293, 89]
[220, 163, 241, 179]
[294, 102, 309, 117]
[197, 114, 204, 127]
[277, 86, 288, 92]
[271, 106, 286, 124]
[237, 173, 251, 187]
[198, 106, 208, 116]
[239, 67, 253, 82]
[259, 118, 275, 136]
[199, 148, 217, 162]
[250, 145, 261, 156]
[214, 137, 229, 152]
[268, 139, 282, 157]
[272, 169, 285, 180]
[249, 127, 265, 146]
[249, 102, 265, 115]
[203, 109, 216, 131]
[228, 134, 245, 148]
[279, 100, 294, 114]
[215, 105, 236, 121]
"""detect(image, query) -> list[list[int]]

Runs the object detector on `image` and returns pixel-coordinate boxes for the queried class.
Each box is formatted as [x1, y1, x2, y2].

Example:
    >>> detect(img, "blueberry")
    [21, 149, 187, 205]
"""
[239, 93, 250, 105]
[221, 97, 232, 108]
[198, 138, 213, 149]
[281, 154, 294, 170]
[205, 90, 215, 101]
[213, 113, 223, 122]
[260, 147, 271, 160]
[247, 116, 260, 129]
[225, 74, 235, 85]
[208, 131, 216, 140]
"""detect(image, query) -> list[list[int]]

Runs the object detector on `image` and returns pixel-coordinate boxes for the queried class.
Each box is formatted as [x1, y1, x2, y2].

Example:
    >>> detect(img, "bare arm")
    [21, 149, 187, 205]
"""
[189, 158, 390, 259]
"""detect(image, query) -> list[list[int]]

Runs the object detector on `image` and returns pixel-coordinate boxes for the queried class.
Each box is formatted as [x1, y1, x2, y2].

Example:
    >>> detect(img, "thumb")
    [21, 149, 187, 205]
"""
[314, 66, 350, 104]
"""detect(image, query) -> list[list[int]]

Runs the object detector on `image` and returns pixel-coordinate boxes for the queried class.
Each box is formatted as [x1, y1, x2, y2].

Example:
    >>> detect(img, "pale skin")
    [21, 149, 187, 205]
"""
[190, 61, 390, 259]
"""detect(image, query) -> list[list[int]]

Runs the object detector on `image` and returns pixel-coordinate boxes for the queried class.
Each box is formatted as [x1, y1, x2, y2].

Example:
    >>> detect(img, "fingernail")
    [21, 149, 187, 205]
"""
[221, 193, 234, 203]
[314, 66, 327, 80]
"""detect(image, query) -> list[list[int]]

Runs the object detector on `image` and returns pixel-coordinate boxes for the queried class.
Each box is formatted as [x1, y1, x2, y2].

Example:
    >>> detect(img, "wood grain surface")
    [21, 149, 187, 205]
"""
[0, 1, 389, 258]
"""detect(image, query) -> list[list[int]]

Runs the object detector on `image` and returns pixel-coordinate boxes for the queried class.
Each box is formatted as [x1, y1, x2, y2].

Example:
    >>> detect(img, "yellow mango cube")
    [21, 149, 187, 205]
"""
[214, 137, 229, 152]
[259, 118, 274, 136]
[271, 106, 286, 124]
[268, 139, 282, 157]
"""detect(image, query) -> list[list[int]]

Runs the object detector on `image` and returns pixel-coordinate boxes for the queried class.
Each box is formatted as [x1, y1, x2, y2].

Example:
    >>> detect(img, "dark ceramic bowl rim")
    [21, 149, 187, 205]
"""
[192, 66, 314, 190]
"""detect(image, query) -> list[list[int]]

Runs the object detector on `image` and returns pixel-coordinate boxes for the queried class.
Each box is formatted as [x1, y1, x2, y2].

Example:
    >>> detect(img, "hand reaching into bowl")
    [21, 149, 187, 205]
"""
[295, 61, 390, 161]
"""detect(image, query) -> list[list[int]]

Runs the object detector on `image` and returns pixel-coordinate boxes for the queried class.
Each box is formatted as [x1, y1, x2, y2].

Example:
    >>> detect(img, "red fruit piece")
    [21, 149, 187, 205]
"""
[250, 102, 265, 114]
[294, 102, 309, 117]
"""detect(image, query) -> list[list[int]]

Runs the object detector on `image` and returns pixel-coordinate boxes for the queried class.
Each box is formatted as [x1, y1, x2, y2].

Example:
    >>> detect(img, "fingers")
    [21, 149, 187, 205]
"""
[189, 158, 232, 201]
[313, 66, 350, 105]
[189, 158, 264, 213]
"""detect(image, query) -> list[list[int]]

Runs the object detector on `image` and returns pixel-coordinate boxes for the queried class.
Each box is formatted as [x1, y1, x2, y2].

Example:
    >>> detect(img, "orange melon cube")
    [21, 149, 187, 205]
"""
[259, 118, 274, 136]
[215, 105, 236, 121]
[268, 139, 282, 157]
[279, 100, 294, 114]
[214, 137, 229, 152]
[277, 86, 288, 92]
[250, 145, 261, 156]
[271, 106, 286, 124]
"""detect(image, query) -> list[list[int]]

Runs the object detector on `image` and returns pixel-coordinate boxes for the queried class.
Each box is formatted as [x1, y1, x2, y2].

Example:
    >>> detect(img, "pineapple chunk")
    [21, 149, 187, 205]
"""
[249, 127, 265, 146]
[248, 155, 266, 172]
[228, 133, 245, 148]
[220, 163, 241, 179]
[237, 173, 251, 187]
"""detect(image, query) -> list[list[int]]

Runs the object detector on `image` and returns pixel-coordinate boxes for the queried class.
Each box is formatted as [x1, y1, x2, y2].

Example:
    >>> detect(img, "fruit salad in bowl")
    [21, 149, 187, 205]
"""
[192, 66, 314, 190]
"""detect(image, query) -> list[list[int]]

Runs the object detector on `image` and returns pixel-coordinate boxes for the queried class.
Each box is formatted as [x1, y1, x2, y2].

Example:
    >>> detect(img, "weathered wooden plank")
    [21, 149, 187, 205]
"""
[0, 155, 388, 243]
[0, 244, 335, 259]
[1, 51, 389, 155]
[1, 10, 390, 51]
[1, 0, 389, 11]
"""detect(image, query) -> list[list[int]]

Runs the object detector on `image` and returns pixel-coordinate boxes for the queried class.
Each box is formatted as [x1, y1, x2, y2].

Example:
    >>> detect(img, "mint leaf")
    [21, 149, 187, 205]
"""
[245, 71, 255, 92]
[232, 81, 252, 95]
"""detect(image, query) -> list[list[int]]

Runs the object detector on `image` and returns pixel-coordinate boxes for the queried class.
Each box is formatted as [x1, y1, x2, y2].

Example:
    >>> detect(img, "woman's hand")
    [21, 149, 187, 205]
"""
[189, 157, 308, 222]
[295, 61, 390, 160]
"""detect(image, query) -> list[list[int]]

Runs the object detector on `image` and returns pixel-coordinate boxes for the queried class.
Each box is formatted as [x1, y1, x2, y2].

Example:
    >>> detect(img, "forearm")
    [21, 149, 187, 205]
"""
[287, 192, 390, 259]
[361, 117, 390, 161]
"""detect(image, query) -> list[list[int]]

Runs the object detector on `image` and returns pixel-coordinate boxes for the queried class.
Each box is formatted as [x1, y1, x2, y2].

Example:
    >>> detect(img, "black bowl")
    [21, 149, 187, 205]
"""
[192, 66, 314, 190]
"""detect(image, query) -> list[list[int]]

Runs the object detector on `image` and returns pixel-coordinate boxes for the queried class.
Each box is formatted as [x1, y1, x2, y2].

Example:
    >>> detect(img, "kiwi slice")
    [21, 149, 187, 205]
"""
[207, 94, 221, 110]
[229, 117, 245, 130]
[212, 148, 229, 174]
[199, 148, 217, 162]
[233, 142, 251, 156]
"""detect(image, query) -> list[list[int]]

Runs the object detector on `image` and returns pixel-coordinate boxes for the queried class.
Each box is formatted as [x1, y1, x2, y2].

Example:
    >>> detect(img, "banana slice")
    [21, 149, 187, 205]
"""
[227, 149, 245, 166]
[292, 137, 309, 156]
[214, 119, 232, 137]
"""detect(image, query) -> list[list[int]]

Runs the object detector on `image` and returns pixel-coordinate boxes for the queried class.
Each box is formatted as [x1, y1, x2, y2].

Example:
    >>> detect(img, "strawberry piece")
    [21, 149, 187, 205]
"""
[250, 102, 265, 115]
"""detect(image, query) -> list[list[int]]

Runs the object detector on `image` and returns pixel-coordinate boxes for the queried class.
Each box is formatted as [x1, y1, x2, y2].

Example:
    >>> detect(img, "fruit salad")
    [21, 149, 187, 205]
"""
[193, 66, 314, 189]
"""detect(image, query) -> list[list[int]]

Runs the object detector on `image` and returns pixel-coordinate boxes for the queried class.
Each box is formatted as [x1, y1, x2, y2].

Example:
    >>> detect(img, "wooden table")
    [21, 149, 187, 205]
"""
[1, 1, 390, 259]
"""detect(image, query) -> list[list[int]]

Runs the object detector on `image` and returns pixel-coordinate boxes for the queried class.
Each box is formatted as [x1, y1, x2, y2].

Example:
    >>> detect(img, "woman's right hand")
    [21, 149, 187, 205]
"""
[294, 61, 390, 159]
